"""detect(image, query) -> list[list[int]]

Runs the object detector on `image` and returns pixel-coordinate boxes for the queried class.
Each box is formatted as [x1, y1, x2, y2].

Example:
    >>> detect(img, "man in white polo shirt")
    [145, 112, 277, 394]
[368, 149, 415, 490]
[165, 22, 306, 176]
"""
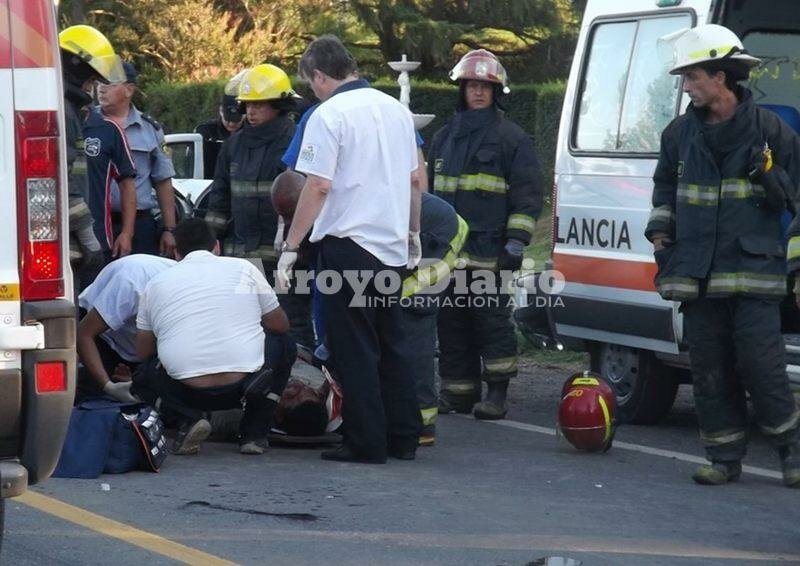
[278, 35, 423, 463]
[133, 218, 296, 455]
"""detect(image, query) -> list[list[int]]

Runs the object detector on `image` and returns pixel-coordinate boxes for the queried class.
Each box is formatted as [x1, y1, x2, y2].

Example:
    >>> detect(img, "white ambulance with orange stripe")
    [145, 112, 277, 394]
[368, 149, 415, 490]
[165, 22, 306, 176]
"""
[0, 0, 75, 522]
[544, 0, 800, 422]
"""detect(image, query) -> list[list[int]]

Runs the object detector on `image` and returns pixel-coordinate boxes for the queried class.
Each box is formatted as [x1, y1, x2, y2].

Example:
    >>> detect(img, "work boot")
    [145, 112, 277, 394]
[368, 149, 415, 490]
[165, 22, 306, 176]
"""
[438, 391, 479, 414]
[692, 461, 742, 485]
[473, 381, 509, 420]
[171, 418, 212, 455]
[779, 444, 800, 488]
[418, 424, 436, 447]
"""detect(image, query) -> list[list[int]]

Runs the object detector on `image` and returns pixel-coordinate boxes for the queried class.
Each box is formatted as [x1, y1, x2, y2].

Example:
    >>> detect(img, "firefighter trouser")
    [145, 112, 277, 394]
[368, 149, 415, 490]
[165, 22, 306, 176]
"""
[401, 302, 439, 428]
[262, 259, 316, 349]
[683, 297, 800, 462]
[437, 271, 518, 403]
[318, 236, 421, 459]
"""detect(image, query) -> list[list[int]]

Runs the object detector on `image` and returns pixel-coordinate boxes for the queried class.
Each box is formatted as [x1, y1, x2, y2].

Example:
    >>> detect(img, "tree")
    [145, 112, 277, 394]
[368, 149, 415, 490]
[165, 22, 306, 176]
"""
[346, 0, 582, 81]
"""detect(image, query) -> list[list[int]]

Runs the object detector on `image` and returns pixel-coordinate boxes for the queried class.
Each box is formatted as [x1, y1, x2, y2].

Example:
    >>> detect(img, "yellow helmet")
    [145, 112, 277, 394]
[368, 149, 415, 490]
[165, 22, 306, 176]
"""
[237, 64, 299, 102]
[59, 24, 125, 84]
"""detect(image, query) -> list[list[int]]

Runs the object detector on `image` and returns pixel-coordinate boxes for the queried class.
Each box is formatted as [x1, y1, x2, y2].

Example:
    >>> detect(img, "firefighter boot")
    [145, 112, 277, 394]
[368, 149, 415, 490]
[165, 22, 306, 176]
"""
[438, 390, 479, 414]
[692, 461, 742, 485]
[473, 381, 509, 420]
[779, 444, 800, 488]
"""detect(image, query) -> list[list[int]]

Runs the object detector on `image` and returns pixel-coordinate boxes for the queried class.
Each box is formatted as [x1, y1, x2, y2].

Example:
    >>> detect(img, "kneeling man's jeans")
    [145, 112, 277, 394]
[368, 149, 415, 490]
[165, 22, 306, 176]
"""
[133, 332, 296, 441]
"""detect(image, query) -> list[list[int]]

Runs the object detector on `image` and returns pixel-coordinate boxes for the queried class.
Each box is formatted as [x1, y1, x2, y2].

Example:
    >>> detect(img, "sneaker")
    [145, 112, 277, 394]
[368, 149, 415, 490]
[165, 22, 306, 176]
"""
[779, 445, 800, 488]
[418, 424, 435, 447]
[692, 461, 742, 485]
[171, 418, 211, 455]
[239, 440, 267, 455]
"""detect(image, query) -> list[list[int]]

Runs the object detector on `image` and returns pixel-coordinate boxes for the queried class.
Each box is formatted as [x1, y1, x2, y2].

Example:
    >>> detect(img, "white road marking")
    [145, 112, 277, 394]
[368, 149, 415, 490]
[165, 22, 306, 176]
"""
[463, 416, 783, 480]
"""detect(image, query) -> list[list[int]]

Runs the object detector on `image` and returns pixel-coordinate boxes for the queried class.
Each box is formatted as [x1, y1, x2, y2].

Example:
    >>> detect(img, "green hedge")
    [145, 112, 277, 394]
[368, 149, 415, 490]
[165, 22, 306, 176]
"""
[140, 78, 565, 183]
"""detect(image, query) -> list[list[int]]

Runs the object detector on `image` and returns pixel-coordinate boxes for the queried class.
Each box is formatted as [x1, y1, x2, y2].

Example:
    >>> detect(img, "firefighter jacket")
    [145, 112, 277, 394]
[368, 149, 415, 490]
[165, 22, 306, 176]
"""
[205, 116, 294, 261]
[64, 81, 93, 262]
[401, 192, 469, 300]
[645, 86, 800, 301]
[427, 106, 542, 271]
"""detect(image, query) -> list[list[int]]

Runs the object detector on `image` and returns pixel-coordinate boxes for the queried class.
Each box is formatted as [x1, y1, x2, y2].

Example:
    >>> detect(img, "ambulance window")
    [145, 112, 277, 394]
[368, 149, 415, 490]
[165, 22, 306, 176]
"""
[574, 13, 691, 153]
[743, 31, 800, 108]
[575, 21, 637, 151]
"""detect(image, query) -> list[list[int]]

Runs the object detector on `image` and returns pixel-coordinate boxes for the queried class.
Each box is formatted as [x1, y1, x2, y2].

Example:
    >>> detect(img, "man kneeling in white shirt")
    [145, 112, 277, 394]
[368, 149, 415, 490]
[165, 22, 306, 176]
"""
[133, 218, 296, 455]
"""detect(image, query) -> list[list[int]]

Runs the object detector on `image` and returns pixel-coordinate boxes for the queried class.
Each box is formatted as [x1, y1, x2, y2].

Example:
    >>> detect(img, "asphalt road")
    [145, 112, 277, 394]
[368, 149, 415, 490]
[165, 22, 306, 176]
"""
[3, 356, 799, 565]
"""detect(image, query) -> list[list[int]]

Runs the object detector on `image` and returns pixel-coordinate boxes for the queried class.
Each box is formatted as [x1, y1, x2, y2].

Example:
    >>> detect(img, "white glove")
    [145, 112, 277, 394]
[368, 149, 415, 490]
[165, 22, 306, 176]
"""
[408, 230, 422, 269]
[274, 216, 285, 253]
[103, 380, 138, 403]
[277, 250, 298, 292]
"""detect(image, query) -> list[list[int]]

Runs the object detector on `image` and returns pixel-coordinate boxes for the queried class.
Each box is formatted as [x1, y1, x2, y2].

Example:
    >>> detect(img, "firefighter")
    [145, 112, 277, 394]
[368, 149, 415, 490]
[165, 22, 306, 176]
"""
[204, 64, 314, 348]
[427, 49, 542, 420]
[194, 70, 246, 179]
[646, 24, 800, 487]
[401, 192, 468, 445]
[58, 25, 126, 287]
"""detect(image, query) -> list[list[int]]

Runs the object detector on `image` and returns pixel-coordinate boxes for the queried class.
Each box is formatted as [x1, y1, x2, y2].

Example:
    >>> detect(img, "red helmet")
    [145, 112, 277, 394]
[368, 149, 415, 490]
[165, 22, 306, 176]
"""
[558, 371, 616, 452]
[449, 49, 510, 93]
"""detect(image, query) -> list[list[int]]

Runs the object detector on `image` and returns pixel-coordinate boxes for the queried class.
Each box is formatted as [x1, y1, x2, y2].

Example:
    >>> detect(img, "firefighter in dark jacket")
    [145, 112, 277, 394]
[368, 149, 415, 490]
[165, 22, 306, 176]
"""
[204, 64, 314, 348]
[58, 25, 125, 288]
[193, 70, 246, 179]
[646, 24, 800, 488]
[401, 192, 468, 444]
[427, 49, 542, 420]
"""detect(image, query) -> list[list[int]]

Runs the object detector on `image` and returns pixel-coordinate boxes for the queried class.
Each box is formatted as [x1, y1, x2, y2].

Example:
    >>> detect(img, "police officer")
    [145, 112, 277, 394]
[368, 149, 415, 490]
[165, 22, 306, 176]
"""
[646, 24, 800, 487]
[194, 71, 246, 179]
[427, 49, 542, 420]
[204, 64, 314, 348]
[97, 62, 178, 257]
[58, 25, 126, 286]
[401, 192, 468, 445]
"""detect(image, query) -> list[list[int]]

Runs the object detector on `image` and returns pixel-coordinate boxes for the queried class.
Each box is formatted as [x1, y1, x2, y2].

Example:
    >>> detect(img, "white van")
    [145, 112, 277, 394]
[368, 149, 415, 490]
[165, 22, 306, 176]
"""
[0, 0, 75, 530]
[539, 0, 800, 422]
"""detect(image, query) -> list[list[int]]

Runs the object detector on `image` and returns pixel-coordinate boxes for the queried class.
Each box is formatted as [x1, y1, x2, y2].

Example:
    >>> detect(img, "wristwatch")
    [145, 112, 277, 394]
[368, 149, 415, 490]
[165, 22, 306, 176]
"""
[162, 226, 175, 233]
[280, 241, 298, 253]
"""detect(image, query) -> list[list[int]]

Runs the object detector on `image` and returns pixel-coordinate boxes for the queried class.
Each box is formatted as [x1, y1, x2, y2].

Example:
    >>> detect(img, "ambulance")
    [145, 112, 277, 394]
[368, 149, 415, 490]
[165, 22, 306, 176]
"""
[539, 0, 800, 423]
[0, 0, 76, 535]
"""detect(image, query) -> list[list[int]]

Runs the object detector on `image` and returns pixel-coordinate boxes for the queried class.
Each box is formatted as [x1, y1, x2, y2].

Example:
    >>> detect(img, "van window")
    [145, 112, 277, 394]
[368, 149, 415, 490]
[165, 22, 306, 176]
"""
[574, 13, 691, 153]
[744, 32, 800, 108]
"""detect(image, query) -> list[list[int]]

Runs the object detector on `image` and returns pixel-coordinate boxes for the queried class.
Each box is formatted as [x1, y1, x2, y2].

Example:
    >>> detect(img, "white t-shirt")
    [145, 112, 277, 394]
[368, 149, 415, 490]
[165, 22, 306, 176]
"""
[295, 85, 418, 267]
[78, 254, 176, 362]
[136, 250, 280, 380]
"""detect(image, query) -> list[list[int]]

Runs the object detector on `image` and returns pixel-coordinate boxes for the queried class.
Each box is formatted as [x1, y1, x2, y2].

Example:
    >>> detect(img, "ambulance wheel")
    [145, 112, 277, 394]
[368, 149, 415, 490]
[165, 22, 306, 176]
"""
[590, 343, 678, 425]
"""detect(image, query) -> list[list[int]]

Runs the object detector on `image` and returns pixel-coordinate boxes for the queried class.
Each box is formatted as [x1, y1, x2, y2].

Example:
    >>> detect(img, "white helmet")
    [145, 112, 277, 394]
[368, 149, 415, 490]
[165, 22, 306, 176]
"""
[668, 24, 760, 75]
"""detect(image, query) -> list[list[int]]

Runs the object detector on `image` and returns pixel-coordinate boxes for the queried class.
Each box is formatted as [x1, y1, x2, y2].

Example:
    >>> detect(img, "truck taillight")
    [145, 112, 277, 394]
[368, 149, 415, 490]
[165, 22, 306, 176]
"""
[35, 361, 67, 393]
[16, 110, 63, 301]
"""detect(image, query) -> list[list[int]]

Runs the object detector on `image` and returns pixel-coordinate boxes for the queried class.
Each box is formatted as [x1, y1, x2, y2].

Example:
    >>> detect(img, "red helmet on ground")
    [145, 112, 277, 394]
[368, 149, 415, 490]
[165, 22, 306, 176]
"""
[558, 371, 616, 452]
[449, 49, 510, 93]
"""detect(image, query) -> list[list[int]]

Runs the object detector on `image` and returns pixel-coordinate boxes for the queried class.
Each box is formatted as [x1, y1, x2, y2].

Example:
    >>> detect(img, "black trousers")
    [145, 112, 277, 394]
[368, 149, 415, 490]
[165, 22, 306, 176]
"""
[263, 259, 316, 350]
[683, 297, 800, 462]
[318, 236, 421, 458]
[437, 271, 518, 400]
[112, 213, 160, 256]
[401, 302, 439, 427]
[132, 332, 296, 441]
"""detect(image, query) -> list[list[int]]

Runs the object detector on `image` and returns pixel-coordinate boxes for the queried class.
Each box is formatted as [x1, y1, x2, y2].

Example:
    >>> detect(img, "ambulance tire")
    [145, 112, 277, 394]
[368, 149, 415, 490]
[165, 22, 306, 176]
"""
[590, 342, 678, 425]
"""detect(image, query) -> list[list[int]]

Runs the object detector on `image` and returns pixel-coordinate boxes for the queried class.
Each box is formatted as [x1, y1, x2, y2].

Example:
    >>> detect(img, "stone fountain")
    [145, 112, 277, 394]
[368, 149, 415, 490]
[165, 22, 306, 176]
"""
[387, 54, 435, 130]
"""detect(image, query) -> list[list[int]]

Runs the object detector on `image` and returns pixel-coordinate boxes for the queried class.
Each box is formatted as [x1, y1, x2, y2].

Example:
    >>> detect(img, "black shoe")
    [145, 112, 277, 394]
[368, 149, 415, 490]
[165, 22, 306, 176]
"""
[321, 445, 386, 464]
[389, 447, 416, 460]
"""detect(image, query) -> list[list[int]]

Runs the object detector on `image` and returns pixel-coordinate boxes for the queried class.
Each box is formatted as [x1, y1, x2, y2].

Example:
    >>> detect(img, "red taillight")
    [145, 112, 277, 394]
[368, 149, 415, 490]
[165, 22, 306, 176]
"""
[35, 361, 67, 393]
[16, 110, 63, 301]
